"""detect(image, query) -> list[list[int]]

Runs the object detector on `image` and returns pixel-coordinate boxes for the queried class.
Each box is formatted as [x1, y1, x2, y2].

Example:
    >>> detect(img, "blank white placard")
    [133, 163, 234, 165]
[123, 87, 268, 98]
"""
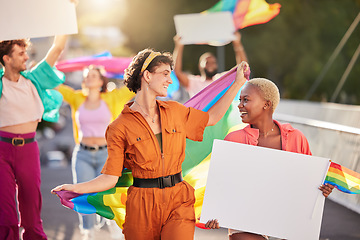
[174, 12, 236, 46]
[200, 139, 330, 240]
[0, 0, 77, 41]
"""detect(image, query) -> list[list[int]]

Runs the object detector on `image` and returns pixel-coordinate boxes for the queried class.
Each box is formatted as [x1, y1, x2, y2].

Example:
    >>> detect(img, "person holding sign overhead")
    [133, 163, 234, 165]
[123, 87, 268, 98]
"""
[0, 36, 67, 239]
[173, 31, 248, 98]
[52, 48, 249, 240]
[204, 78, 334, 240]
[0, 0, 77, 239]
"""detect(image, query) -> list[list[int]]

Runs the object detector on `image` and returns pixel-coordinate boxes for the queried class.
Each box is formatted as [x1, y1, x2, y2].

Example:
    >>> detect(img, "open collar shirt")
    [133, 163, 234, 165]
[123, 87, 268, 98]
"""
[224, 119, 312, 155]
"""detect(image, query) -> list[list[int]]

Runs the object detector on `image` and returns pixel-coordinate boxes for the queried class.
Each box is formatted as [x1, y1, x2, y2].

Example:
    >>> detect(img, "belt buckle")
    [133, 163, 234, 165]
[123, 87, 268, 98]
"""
[90, 145, 99, 151]
[12, 137, 25, 146]
[160, 175, 173, 189]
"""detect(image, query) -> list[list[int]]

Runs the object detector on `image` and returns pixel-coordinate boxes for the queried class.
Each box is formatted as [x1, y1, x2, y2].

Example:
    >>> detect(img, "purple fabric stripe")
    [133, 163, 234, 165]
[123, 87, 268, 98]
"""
[184, 68, 237, 109]
[55, 191, 82, 210]
[184, 66, 249, 109]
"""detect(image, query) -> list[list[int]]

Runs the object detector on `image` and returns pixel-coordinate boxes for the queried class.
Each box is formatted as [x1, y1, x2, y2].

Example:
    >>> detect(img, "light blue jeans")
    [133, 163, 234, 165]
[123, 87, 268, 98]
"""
[72, 144, 108, 230]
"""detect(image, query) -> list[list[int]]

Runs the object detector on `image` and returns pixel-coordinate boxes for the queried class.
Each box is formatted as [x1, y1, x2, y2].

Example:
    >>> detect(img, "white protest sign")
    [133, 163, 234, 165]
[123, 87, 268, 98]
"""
[0, 0, 77, 41]
[174, 12, 236, 46]
[200, 139, 330, 240]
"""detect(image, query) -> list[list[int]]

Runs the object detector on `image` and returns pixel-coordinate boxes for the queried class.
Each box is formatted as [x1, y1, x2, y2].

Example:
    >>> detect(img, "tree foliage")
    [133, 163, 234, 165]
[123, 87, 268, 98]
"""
[119, 0, 360, 104]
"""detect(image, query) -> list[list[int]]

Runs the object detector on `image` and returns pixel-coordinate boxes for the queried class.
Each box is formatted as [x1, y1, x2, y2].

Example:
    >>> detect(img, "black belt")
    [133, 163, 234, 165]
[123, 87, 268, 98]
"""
[133, 172, 183, 189]
[0, 136, 35, 146]
[80, 143, 107, 151]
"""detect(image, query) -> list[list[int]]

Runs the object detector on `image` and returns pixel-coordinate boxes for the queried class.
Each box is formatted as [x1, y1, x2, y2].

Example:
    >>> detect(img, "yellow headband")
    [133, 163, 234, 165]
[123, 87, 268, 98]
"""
[141, 52, 161, 74]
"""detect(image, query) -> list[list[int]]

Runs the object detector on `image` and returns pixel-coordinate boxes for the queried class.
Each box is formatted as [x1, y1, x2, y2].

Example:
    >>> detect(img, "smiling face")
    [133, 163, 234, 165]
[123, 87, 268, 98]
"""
[147, 63, 172, 97]
[7, 44, 29, 72]
[82, 69, 104, 90]
[200, 55, 218, 78]
[238, 84, 268, 124]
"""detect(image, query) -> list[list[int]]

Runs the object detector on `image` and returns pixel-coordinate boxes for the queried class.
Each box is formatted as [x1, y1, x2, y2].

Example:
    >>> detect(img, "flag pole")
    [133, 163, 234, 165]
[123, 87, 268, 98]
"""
[217, 45, 225, 73]
[305, 12, 360, 100]
[330, 43, 360, 102]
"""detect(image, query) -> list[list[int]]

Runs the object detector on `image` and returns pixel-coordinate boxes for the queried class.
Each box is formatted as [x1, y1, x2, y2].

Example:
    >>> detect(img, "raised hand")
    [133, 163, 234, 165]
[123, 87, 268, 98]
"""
[235, 61, 250, 84]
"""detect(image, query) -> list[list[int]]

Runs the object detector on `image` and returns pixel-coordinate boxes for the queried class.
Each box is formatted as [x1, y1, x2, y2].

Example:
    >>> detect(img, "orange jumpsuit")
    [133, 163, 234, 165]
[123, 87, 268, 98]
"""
[102, 100, 209, 240]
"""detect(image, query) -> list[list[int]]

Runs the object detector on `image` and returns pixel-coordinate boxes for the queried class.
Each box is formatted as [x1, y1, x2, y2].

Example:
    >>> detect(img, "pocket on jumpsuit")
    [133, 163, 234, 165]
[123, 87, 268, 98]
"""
[126, 133, 157, 171]
[164, 125, 184, 153]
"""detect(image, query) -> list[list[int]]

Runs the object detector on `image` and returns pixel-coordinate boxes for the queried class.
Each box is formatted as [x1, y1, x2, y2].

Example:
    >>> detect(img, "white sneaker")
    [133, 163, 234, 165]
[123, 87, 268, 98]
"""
[106, 220, 124, 239]
[81, 229, 95, 240]
[94, 215, 106, 230]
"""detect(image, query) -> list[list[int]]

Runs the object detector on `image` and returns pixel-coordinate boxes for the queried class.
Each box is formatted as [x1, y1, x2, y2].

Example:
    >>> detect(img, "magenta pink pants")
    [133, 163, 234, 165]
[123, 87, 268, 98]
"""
[0, 131, 47, 240]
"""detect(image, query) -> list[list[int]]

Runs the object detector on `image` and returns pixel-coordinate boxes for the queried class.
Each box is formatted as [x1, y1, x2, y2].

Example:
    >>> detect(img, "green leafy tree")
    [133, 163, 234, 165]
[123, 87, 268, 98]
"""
[119, 0, 360, 103]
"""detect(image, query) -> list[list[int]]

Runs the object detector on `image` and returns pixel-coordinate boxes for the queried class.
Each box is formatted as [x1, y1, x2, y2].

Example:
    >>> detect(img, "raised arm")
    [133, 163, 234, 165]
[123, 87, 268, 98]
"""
[45, 35, 68, 67]
[44, 0, 77, 67]
[173, 35, 190, 88]
[51, 173, 119, 194]
[232, 31, 248, 64]
[207, 61, 249, 126]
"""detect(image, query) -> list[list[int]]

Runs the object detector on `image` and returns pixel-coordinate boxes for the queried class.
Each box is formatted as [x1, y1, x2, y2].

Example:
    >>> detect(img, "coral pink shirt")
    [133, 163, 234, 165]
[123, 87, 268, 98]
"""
[0, 75, 44, 127]
[224, 120, 312, 155]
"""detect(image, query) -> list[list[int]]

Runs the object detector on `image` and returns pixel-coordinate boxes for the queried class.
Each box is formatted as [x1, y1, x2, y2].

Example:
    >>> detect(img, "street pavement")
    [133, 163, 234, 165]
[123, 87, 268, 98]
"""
[39, 163, 360, 240]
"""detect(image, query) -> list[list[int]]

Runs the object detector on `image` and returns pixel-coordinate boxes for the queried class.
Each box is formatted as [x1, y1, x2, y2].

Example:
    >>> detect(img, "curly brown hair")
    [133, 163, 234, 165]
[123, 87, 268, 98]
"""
[0, 39, 30, 66]
[124, 48, 173, 93]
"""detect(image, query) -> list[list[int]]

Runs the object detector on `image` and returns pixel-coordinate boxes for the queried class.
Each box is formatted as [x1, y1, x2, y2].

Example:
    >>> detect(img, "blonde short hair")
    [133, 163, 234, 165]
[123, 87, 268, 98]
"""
[247, 78, 280, 113]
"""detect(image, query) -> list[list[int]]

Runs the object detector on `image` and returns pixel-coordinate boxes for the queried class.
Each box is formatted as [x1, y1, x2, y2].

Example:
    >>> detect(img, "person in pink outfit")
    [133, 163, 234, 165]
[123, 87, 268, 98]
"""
[205, 78, 334, 240]
[0, 35, 68, 239]
[173, 32, 248, 98]
[0, 1, 77, 239]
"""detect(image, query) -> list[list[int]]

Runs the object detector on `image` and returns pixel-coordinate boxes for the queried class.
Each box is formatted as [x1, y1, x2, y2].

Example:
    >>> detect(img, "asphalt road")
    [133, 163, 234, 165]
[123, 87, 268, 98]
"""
[38, 163, 360, 240]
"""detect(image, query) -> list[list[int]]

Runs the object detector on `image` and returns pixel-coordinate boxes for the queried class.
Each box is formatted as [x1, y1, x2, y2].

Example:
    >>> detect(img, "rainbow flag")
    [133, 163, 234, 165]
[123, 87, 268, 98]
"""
[325, 162, 360, 194]
[205, 0, 281, 29]
[55, 66, 248, 228]
[56, 52, 180, 98]
[54, 62, 360, 228]
[56, 51, 132, 77]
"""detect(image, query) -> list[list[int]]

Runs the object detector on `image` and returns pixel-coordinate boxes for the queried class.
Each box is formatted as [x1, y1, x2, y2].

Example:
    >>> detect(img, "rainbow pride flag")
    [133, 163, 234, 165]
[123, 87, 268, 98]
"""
[56, 51, 132, 77]
[205, 0, 281, 29]
[55, 67, 248, 228]
[54, 64, 360, 228]
[325, 162, 360, 194]
[55, 51, 180, 98]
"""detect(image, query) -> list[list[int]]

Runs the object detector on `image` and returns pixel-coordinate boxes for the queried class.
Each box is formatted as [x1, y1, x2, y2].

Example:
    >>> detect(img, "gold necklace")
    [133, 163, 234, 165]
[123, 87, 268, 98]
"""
[134, 101, 156, 123]
[259, 123, 275, 137]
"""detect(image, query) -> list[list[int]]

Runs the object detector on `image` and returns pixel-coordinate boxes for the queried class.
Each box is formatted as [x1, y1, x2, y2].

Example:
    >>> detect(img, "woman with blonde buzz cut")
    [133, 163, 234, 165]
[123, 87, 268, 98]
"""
[205, 78, 334, 240]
